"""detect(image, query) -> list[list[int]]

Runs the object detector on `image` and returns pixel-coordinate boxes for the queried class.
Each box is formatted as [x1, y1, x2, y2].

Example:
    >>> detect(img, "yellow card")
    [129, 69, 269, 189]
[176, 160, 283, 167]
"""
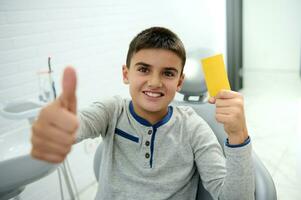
[201, 54, 231, 97]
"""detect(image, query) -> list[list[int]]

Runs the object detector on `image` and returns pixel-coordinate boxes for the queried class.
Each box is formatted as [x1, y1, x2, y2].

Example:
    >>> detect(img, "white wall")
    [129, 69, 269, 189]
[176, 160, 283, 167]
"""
[0, 0, 226, 199]
[243, 0, 301, 72]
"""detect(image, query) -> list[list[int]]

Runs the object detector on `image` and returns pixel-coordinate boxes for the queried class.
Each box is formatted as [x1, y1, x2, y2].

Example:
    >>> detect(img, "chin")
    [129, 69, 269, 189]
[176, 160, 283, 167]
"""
[141, 102, 168, 113]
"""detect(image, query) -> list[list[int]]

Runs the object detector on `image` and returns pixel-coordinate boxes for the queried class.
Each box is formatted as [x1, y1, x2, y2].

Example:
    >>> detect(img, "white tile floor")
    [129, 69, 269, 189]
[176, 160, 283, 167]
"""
[241, 70, 301, 200]
[79, 70, 301, 200]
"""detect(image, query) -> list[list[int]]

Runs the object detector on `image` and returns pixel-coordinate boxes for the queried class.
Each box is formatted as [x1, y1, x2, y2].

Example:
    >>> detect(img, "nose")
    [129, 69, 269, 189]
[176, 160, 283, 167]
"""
[147, 74, 162, 88]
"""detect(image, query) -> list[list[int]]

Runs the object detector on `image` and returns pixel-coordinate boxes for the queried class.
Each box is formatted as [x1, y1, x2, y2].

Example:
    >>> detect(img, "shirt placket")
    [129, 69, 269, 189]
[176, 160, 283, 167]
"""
[143, 128, 153, 168]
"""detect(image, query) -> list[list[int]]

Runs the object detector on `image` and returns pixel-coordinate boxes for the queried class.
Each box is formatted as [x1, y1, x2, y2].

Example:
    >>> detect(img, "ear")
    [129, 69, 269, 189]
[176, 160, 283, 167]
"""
[176, 73, 185, 92]
[122, 64, 129, 84]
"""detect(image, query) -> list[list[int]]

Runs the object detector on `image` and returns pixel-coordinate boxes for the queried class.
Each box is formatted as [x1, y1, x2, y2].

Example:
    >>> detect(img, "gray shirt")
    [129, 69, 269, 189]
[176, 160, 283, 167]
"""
[77, 96, 255, 200]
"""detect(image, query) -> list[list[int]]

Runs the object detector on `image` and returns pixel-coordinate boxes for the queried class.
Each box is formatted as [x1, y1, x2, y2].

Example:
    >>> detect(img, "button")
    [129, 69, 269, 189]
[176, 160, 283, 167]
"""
[148, 130, 152, 135]
[145, 153, 150, 159]
[145, 141, 150, 146]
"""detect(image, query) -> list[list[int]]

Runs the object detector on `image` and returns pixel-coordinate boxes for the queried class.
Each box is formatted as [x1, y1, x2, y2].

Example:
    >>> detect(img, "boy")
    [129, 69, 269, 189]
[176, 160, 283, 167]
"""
[31, 27, 255, 200]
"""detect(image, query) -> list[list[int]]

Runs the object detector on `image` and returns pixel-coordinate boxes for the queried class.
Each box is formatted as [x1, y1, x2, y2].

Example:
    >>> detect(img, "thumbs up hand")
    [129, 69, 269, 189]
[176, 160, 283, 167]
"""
[31, 67, 79, 163]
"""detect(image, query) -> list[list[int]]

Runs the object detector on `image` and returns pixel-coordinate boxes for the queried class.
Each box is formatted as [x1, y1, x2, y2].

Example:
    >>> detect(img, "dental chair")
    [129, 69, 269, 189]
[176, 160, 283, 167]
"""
[93, 50, 277, 200]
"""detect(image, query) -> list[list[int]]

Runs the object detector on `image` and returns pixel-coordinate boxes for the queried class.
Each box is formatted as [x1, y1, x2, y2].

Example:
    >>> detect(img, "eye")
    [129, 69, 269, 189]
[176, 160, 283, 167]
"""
[137, 66, 149, 73]
[163, 70, 175, 77]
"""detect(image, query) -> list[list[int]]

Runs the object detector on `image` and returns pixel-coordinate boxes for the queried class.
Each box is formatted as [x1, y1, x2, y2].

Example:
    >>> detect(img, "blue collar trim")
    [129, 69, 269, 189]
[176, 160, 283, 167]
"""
[129, 101, 173, 128]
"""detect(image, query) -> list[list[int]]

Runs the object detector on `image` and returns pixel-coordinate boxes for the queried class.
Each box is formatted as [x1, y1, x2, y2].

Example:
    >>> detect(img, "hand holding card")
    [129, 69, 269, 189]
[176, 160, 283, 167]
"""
[201, 54, 248, 144]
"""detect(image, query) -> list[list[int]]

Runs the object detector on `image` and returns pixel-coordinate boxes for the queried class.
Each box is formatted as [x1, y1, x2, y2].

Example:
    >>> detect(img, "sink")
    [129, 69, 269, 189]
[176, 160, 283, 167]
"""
[0, 100, 58, 199]
[0, 100, 44, 124]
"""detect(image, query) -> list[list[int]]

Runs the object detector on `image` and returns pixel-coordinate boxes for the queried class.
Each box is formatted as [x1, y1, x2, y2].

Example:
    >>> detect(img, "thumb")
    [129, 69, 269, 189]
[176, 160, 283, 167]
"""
[59, 66, 77, 114]
[208, 97, 216, 104]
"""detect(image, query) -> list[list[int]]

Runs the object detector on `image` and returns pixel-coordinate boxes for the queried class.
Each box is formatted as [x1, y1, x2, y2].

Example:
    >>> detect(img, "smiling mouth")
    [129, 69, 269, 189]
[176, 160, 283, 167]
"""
[143, 91, 164, 98]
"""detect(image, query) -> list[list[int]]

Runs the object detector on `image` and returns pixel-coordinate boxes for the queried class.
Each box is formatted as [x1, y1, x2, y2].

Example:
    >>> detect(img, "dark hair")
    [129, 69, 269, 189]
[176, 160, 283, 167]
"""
[126, 27, 186, 72]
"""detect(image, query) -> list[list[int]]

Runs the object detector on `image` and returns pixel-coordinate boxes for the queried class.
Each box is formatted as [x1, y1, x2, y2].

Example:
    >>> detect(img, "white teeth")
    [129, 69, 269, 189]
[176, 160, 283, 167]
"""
[144, 92, 162, 97]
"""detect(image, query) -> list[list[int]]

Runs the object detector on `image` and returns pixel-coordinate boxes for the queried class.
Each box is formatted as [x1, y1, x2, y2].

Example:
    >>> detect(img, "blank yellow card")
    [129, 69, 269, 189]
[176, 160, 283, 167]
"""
[201, 54, 231, 97]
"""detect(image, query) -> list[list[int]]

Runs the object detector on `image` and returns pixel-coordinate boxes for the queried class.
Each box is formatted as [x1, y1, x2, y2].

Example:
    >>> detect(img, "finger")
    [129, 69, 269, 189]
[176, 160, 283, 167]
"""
[215, 113, 230, 124]
[31, 149, 66, 163]
[59, 66, 77, 114]
[216, 107, 233, 115]
[31, 135, 71, 157]
[215, 98, 232, 108]
[32, 123, 76, 146]
[215, 97, 243, 107]
[39, 105, 79, 133]
[215, 89, 238, 99]
[208, 97, 216, 104]
[50, 109, 79, 133]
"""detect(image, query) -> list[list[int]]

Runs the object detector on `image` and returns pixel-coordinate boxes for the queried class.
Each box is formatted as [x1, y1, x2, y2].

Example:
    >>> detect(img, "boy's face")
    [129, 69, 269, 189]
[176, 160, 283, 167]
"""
[122, 49, 185, 122]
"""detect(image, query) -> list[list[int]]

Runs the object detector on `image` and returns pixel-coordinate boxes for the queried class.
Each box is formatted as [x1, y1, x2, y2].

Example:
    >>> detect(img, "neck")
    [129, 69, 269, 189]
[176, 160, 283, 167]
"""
[132, 104, 168, 125]
[144, 111, 167, 125]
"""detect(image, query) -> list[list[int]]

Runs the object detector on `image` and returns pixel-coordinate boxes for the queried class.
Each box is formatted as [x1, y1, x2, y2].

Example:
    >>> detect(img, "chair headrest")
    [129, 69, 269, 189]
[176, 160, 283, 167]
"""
[178, 48, 215, 100]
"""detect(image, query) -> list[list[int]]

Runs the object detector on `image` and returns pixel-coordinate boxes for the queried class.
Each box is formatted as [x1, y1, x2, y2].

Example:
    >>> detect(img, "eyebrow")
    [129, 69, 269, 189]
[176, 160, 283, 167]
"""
[134, 62, 179, 73]
[134, 62, 151, 67]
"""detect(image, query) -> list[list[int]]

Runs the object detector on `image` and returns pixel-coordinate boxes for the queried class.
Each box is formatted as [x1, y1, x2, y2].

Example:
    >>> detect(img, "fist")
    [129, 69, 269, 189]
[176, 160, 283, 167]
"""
[208, 90, 249, 145]
[31, 67, 79, 163]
